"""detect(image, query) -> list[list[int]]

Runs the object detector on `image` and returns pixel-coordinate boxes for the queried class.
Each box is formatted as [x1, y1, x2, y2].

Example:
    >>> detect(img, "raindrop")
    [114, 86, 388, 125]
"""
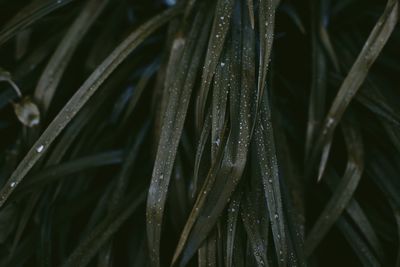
[36, 145, 44, 153]
[214, 138, 220, 146]
[13, 97, 40, 127]
[10, 182, 16, 187]
[220, 62, 225, 67]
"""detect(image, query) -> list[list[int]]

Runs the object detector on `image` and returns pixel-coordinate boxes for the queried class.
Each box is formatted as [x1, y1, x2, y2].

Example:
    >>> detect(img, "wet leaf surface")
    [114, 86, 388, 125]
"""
[0, 0, 399, 266]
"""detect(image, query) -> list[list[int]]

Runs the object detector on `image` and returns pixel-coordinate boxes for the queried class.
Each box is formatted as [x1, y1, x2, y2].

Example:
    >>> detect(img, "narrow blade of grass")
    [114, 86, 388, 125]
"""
[309, 0, 398, 181]
[0, 7, 181, 209]
[0, 0, 76, 45]
[146, 9, 211, 267]
[195, 0, 235, 131]
[305, 116, 364, 256]
[34, 0, 110, 114]
[254, 92, 288, 266]
[62, 193, 146, 267]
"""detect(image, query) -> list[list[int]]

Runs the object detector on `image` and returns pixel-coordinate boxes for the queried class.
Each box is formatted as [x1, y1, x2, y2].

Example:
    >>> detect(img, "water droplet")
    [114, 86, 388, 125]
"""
[159, 174, 164, 180]
[220, 62, 225, 67]
[10, 182, 16, 187]
[36, 145, 44, 153]
[13, 97, 40, 127]
[274, 213, 279, 219]
[214, 138, 220, 146]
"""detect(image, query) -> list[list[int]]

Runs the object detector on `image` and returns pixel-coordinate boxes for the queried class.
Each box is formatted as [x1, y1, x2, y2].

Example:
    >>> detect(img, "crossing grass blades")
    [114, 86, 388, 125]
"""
[0, 0, 399, 266]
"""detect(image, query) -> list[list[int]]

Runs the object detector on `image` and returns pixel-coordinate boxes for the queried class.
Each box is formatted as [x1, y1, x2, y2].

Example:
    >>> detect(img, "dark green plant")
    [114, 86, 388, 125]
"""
[0, 0, 399, 266]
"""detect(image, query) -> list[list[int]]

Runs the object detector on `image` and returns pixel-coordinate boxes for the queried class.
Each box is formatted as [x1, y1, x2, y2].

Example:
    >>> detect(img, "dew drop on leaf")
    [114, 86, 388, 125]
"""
[36, 145, 44, 153]
[13, 97, 40, 127]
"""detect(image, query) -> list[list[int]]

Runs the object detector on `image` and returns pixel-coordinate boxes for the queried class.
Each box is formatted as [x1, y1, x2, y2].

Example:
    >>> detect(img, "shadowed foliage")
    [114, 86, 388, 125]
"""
[0, 0, 399, 266]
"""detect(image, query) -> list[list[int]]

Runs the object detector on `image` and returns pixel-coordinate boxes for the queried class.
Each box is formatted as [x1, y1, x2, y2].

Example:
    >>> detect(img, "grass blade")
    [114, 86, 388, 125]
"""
[225, 192, 241, 267]
[0, 0, 76, 46]
[254, 92, 287, 266]
[195, 0, 235, 130]
[34, 0, 110, 114]
[308, 0, 398, 181]
[305, 116, 364, 256]
[0, 6, 180, 209]
[146, 9, 211, 267]
[62, 193, 146, 267]
[172, 3, 257, 264]
[241, 169, 270, 266]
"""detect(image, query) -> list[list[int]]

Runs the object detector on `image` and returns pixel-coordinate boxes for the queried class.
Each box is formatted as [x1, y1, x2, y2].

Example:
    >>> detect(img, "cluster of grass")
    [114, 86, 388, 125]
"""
[0, 0, 399, 266]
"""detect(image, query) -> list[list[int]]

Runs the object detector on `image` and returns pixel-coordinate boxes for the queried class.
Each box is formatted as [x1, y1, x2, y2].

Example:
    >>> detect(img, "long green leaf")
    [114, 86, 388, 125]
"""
[0, 6, 181, 209]
[173, 3, 257, 264]
[254, 92, 287, 266]
[0, 0, 76, 45]
[195, 0, 235, 131]
[146, 8, 211, 267]
[34, 0, 110, 114]
[62, 193, 146, 267]
[305, 116, 364, 256]
[308, 0, 398, 181]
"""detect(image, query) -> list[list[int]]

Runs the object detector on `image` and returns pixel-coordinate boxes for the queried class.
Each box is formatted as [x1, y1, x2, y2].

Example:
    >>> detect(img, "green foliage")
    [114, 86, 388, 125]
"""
[0, 0, 399, 266]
